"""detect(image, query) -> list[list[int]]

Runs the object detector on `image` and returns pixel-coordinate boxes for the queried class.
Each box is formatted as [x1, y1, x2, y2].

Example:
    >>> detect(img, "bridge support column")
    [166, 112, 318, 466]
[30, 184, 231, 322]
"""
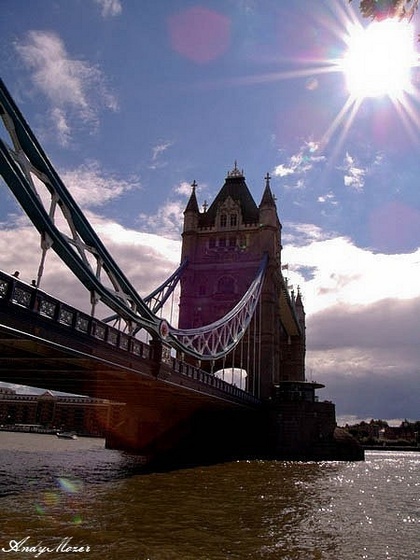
[104, 400, 271, 467]
[266, 382, 364, 460]
[104, 405, 162, 453]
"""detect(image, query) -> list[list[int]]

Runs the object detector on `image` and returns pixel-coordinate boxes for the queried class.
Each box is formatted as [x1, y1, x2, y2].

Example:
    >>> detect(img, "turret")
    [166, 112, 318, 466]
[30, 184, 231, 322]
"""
[259, 173, 279, 225]
[294, 286, 306, 333]
[258, 172, 282, 264]
[183, 180, 200, 233]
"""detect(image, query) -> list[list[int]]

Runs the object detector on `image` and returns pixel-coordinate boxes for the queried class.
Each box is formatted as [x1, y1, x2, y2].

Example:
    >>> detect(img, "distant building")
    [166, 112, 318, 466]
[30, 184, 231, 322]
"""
[383, 420, 415, 441]
[0, 386, 125, 436]
[345, 418, 419, 446]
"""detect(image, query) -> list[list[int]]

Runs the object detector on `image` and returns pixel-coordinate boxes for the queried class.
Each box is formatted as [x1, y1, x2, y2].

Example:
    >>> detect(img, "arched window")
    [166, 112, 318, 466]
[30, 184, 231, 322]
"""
[230, 213, 237, 227]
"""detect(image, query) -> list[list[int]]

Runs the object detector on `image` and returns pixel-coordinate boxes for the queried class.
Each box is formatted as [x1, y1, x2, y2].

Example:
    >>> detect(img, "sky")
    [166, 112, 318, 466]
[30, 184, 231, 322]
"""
[1, 0, 420, 425]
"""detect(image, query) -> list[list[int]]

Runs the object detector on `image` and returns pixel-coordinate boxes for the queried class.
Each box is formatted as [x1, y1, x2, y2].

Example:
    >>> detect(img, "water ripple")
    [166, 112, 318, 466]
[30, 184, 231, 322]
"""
[0, 433, 419, 559]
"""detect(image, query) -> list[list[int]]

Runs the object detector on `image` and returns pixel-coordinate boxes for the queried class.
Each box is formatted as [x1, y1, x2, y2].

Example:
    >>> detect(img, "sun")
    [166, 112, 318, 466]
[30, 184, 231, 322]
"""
[342, 19, 417, 100]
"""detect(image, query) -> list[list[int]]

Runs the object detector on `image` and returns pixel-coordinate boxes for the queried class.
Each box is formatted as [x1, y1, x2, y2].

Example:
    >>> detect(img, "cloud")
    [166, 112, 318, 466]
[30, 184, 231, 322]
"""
[309, 298, 420, 351]
[280, 230, 420, 420]
[283, 232, 420, 314]
[282, 222, 334, 247]
[342, 152, 365, 190]
[61, 161, 140, 207]
[93, 0, 122, 18]
[0, 163, 178, 315]
[273, 163, 295, 178]
[15, 30, 118, 144]
[90, 218, 181, 303]
[149, 141, 173, 169]
[174, 181, 194, 197]
[137, 181, 196, 239]
[50, 108, 71, 145]
[273, 141, 325, 185]
[0, 217, 180, 316]
[310, 341, 420, 420]
[317, 192, 338, 205]
[138, 200, 185, 240]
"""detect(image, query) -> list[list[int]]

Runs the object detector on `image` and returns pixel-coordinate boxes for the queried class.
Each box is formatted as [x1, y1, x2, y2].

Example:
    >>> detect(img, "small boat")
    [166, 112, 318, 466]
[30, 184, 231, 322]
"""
[56, 431, 78, 440]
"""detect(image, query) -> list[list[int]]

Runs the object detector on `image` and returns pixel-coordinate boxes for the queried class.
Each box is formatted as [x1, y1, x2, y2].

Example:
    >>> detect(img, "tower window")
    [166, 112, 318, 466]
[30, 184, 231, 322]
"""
[230, 213, 237, 227]
[220, 214, 227, 228]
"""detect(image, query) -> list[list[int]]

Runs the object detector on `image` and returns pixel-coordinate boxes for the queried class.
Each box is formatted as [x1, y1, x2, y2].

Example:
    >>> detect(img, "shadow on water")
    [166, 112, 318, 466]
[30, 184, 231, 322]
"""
[2, 434, 418, 559]
[0, 444, 151, 497]
[1, 432, 343, 560]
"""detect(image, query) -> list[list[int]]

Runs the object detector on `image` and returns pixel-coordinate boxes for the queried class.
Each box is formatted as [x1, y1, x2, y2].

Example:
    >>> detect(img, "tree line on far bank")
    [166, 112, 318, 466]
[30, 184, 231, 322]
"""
[344, 418, 420, 447]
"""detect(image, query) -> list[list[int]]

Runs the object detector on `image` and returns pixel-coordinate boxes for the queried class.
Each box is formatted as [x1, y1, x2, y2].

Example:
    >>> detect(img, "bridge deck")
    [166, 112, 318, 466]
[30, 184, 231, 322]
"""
[0, 271, 261, 410]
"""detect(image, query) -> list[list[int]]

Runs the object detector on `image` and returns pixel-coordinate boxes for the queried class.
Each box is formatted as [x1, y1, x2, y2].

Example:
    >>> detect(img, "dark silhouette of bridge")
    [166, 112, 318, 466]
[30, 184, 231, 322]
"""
[0, 270, 264, 462]
[0, 80, 363, 463]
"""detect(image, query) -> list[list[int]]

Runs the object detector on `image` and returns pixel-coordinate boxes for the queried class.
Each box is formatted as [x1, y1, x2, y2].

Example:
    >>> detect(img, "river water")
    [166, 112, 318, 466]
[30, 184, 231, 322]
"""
[0, 432, 418, 560]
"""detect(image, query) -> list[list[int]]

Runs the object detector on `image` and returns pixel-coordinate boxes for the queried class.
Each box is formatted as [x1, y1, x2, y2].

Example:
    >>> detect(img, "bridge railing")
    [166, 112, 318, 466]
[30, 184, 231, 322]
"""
[0, 271, 260, 406]
[0, 271, 151, 358]
[171, 358, 258, 403]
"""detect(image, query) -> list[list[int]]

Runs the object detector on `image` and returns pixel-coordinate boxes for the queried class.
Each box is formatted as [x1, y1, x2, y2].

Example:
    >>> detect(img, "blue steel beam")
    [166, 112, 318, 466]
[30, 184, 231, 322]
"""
[0, 81, 160, 338]
[0, 79, 267, 361]
[0, 79, 158, 328]
[102, 258, 188, 329]
[0, 138, 159, 333]
[144, 258, 188, 314]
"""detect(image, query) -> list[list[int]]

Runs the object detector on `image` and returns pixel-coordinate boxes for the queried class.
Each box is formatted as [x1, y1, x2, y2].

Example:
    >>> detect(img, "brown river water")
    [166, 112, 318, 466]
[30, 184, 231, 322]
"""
[0, 432, 419, 559]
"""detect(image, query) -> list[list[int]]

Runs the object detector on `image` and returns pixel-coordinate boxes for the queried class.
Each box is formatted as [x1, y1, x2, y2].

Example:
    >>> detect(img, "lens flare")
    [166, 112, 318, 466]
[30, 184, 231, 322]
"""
[342, 20, 417, 100]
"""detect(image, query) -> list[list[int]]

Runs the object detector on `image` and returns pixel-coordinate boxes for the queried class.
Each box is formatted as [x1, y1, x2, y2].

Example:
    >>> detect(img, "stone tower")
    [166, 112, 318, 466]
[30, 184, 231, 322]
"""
[178, 164, 306, 400]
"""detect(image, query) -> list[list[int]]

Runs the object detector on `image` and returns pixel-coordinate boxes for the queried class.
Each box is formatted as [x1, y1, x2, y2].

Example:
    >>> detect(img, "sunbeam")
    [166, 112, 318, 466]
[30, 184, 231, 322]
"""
[193, 3, 420, 154]
[391, 93, 420, 143]
[321, 95, 364, 159]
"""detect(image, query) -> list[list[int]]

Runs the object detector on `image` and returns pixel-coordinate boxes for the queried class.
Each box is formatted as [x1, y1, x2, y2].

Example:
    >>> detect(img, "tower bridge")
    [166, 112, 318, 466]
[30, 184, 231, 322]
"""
[0, 80, 363, 463]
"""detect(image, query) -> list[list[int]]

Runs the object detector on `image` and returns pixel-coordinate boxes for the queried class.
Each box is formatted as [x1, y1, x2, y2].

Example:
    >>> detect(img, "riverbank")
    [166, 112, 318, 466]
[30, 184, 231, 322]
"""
[0, 425, 56, 434]
[363, 444, 420, 452]
[0, 425, 102, 437]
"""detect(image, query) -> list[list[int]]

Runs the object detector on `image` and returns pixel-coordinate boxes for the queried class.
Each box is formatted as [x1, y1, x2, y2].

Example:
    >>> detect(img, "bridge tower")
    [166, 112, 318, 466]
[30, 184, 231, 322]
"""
[179, 164, 305, 400]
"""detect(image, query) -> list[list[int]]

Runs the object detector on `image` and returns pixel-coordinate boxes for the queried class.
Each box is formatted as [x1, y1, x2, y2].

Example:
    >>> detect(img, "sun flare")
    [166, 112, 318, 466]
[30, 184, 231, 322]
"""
[342, 20, 417, 99]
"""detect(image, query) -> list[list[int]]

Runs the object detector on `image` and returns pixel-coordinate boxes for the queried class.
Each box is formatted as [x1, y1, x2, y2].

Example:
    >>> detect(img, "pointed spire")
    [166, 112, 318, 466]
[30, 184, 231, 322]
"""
[259, 171, 276, 207]
[227, 161, 244, 178]
[184, 180, 200, 213]
[294, 285, 305, 332]
[295, 286, 303, 307]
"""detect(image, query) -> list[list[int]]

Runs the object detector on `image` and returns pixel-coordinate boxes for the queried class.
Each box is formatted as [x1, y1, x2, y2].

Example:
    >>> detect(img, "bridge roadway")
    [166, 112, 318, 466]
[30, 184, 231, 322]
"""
[0, 271, 265, 464]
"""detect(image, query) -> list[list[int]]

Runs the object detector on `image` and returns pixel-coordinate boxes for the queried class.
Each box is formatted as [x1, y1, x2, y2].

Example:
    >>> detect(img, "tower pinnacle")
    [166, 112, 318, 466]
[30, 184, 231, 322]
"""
[227, 161, 244, 178]
[184, 180, 200, 214]
[260, 171, 276, 207]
